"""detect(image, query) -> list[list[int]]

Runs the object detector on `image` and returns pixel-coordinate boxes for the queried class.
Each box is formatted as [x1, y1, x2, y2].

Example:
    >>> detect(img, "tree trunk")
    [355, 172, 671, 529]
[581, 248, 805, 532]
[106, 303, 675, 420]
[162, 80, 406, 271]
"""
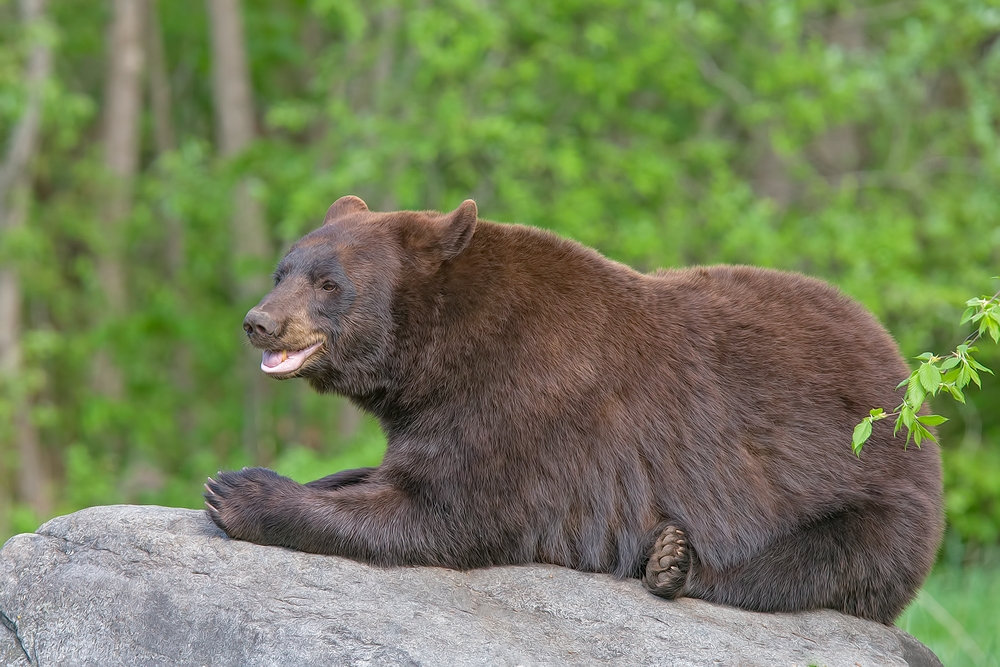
[147, 0, 196, 439]
[146, 0, 175, 156]
[694, 47, 796, 210]
[206, 0, 270, 280]
[0, 0, 54, 530]
[811, 10, 865, 184]
[94, 0, 147, 399]
[750, 130, 795, 210]
[206, 0, 274, 463]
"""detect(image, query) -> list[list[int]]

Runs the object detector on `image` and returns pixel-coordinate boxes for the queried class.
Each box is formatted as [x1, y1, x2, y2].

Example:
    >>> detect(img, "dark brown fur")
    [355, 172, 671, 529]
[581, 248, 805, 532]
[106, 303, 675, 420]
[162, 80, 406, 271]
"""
[205, 196, 944, 624]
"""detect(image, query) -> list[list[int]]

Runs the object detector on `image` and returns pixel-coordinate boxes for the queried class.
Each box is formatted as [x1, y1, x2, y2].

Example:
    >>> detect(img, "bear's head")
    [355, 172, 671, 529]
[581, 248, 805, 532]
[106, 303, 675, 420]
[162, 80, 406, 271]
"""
[242, 195, 478, 397]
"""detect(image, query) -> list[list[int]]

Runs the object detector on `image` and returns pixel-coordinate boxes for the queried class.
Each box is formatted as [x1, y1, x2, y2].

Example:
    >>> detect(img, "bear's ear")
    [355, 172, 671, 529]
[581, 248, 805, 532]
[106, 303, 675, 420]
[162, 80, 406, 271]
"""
[324, 196, 369, 225]
[438, 199, 477, 261]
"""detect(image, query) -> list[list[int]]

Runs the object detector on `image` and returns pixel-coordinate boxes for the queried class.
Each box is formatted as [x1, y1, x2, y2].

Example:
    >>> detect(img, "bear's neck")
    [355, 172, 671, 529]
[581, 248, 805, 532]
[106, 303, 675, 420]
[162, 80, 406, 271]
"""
[365, 221, 650, 437]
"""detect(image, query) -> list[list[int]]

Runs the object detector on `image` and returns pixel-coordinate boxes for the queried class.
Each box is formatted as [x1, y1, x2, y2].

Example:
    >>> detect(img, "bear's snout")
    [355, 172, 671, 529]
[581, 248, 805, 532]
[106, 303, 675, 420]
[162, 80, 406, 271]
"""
[244, 308, 278, 337]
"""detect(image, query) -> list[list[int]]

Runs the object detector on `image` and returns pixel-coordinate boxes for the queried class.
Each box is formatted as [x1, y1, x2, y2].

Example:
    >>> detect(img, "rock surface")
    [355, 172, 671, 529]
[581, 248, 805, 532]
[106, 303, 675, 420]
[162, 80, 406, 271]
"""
[1, 505, 940, 667]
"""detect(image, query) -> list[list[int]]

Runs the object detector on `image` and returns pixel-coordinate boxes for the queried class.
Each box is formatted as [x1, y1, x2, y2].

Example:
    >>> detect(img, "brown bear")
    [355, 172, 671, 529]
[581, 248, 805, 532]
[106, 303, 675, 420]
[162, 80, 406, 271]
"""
[205, 196, 943, 625]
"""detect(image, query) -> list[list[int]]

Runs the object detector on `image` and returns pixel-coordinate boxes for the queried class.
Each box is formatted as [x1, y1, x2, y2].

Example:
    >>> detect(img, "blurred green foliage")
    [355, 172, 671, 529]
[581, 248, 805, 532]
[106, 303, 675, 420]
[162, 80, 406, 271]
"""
[1, 0, 999, 575]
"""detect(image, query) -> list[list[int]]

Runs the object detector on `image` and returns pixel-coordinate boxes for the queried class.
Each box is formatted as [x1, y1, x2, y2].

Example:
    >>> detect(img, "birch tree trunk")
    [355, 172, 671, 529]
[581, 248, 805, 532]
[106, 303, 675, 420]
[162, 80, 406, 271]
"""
[206, 0, 274, 463]
[0, 0, 53, 530]
[94, 0, 147, 399]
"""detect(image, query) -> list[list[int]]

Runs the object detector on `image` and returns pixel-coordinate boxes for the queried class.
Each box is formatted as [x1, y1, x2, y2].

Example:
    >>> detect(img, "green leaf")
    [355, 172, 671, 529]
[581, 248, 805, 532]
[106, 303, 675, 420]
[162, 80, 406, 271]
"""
[939, 356, 960, 370]
[905, 375, 926, 411]
[917, 362, 942, 394]
[986, 317, 999, 344]
[852, 419, 872, 456]
[968, 357, 992, 372]
[913, 423, 937, 447]
[968, 365, 982, 389]
[917, 414, 948, 426]
[915, 352, 936, 362]
[901, 405, 917, 429]
[869, 407, 885, 419]
[945, 384, 966, 403]
[957, 365, 971, 388]
[960, 306, 976, 324]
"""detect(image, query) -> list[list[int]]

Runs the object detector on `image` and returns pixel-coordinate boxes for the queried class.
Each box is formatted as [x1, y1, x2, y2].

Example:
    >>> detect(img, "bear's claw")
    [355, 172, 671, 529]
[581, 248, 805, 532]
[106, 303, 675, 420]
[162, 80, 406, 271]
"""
[202, 467, 286, 540]
[643, 525, 691, 599]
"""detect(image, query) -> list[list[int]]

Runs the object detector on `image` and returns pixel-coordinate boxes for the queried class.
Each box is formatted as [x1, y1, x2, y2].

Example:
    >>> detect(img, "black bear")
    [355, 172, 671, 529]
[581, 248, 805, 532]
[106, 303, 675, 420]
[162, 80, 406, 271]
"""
[205, 196, 943, 624]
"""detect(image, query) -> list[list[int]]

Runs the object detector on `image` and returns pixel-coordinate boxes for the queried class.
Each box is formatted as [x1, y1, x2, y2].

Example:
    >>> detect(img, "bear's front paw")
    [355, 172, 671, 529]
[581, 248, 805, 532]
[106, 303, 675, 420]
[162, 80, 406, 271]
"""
[643, 525, 691, 599]
[204, 467, 296, 544]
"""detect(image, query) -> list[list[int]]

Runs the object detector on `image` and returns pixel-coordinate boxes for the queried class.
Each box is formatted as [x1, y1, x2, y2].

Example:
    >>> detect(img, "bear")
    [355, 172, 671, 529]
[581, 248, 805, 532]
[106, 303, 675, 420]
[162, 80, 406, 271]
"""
[205, 195, 944, 625]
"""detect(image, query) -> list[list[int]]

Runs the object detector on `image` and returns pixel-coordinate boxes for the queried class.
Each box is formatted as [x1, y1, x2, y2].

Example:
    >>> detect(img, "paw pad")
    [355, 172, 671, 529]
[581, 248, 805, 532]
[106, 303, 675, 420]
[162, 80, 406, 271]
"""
[643, 525, 691, 599]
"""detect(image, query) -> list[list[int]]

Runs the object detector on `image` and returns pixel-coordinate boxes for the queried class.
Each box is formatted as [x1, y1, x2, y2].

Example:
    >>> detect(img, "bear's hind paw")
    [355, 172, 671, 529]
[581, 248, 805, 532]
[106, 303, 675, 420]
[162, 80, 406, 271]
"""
[643, 525, 691, 599]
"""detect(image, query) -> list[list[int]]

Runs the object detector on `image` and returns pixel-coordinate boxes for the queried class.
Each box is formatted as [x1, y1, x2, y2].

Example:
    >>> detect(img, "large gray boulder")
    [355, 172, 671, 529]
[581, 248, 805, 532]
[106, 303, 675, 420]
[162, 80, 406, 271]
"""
[1, 505, 940, 667]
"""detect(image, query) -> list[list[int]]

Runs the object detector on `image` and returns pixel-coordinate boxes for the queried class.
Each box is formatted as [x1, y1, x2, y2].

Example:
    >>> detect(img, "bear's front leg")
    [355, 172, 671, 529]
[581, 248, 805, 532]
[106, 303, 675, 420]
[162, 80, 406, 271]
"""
[204, 467, 460, 566]
[304, 467, 376, 490]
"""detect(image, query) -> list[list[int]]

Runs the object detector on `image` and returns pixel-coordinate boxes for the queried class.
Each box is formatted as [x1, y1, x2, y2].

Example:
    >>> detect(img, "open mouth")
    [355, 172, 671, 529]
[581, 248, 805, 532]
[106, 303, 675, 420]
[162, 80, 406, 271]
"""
[260, 341, 323, 375]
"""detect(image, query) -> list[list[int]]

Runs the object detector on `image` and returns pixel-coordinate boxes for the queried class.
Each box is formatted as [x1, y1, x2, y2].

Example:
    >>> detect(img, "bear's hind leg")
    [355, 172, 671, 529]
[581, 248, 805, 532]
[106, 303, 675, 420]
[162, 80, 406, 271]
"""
[681, 502, 939, 624]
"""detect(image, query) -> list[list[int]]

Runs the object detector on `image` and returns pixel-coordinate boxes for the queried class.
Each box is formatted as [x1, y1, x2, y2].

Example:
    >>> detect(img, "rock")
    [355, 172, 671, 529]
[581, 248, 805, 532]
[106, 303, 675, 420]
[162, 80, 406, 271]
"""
[1, 505, 941, 667]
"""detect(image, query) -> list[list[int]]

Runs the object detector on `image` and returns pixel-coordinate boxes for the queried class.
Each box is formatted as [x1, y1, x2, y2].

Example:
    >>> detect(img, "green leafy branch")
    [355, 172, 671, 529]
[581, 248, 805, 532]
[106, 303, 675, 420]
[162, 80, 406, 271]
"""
[852, 284, 1000, 456]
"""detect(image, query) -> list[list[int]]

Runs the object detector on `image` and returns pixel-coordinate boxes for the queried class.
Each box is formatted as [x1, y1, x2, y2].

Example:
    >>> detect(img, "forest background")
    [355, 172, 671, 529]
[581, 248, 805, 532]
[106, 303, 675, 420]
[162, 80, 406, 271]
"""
[1, 0, 999, 663]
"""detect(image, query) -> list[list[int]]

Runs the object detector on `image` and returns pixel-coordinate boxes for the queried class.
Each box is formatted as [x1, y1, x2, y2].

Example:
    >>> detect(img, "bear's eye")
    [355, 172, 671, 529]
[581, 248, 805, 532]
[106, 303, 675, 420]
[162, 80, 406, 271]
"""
[321, 282, 338, 292]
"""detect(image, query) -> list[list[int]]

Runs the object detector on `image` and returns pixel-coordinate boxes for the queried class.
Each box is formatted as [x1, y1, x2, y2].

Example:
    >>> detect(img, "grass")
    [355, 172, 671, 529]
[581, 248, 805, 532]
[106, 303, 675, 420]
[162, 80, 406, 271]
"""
[898, 558, 1000, 667]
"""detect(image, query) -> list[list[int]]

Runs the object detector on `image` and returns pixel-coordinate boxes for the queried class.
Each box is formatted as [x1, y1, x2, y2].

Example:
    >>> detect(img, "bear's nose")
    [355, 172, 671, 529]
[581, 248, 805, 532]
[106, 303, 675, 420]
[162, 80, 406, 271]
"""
[244, 308, 278, 337]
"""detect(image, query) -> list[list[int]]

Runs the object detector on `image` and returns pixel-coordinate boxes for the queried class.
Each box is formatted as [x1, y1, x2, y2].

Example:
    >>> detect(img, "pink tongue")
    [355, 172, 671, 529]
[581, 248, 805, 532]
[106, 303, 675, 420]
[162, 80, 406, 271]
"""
[262, 351, 284, 368]
[259, 342, 323, 375]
